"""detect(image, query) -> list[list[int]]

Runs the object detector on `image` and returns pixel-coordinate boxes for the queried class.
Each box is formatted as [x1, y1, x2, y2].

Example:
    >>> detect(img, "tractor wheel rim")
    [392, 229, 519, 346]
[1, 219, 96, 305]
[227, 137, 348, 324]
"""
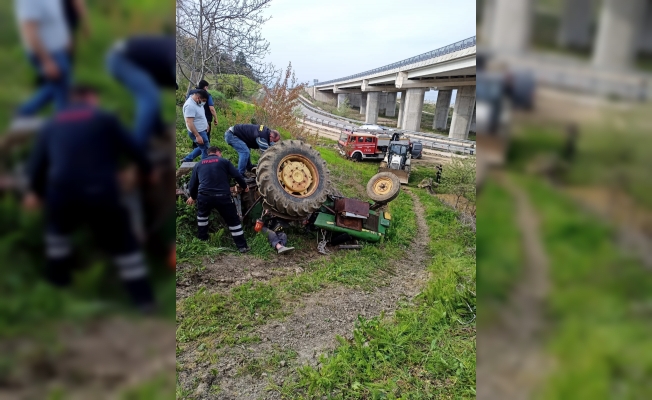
[278, 155, 319, 198]
[372, 177, 394, 196]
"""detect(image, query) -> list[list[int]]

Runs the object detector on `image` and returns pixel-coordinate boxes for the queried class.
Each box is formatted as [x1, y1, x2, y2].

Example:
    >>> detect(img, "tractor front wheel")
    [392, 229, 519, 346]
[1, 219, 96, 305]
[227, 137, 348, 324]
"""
[366, 172, 401, 203]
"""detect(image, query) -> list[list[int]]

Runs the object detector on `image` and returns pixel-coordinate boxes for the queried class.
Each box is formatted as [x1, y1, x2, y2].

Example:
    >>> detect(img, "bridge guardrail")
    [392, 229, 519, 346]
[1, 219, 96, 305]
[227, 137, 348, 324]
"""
[314, 36, 476, 86]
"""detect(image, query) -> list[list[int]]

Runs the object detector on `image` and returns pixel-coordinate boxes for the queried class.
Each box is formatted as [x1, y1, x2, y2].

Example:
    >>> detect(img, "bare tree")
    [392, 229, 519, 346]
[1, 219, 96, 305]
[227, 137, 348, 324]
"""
[176, 0, 279, 95]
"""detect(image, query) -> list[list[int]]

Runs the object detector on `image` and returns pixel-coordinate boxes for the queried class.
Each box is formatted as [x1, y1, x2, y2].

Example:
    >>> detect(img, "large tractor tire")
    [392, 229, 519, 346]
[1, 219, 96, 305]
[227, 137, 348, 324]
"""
[256, 140, 332, 218]
[366, 172, 401, 203]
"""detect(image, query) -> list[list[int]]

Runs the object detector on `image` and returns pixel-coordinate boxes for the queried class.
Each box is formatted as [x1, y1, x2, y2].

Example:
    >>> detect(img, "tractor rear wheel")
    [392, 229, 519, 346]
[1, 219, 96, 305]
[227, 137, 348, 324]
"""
[256, 140, 331, 217]
[366, 172, 401, 203]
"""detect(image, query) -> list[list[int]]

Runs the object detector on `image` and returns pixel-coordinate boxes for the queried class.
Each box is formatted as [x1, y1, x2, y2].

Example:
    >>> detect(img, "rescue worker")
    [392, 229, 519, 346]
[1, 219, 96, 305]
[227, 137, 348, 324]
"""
[224, 124, 281, 176]
[186, 146, 251, 253]
[188, 80, 218, 148]
[23, 85, 156, 312]
[260, 226, 294, 254]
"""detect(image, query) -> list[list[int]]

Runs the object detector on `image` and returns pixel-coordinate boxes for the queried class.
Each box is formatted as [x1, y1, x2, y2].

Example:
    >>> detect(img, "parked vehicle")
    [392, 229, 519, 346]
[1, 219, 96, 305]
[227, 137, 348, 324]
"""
[379, 141, 411, 184]
[410, 141, 423, 159]
[337, 129, 409, 162]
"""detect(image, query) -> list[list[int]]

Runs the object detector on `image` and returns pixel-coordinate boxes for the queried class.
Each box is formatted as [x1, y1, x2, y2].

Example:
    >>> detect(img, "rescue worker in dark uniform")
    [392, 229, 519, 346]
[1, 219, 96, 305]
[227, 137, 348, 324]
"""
[186, 146, 251, 253]
[23, 85, 156, 312]
[224, 124, 281, 176]
[106, 35, 176, 149]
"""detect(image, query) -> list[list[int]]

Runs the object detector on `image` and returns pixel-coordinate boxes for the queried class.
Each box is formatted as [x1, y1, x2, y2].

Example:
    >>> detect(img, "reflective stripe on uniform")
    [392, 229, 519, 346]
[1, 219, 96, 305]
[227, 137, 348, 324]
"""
[198, 221, 209, 226]
[45, 234, 72, 258]
[114, 252, 148, 280]
[229, 225, 242, 231]
[197, 216, 209, 220]
[231, 230, 244, 236]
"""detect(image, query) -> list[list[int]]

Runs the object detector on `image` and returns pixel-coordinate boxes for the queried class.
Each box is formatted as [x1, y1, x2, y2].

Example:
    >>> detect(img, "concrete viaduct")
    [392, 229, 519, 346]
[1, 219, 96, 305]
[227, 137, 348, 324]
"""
[481, 0, 652, 100]
[304, 37, 476, 140]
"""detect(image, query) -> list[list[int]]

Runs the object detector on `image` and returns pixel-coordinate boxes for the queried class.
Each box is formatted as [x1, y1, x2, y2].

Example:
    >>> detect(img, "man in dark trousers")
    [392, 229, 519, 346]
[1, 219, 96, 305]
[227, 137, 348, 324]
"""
[186, 146, 251, 253]
[224, 124, 281, 176]
[188, 80, 218, 149]
[23, 85, 156, 312]
[260, 226, 294, 254]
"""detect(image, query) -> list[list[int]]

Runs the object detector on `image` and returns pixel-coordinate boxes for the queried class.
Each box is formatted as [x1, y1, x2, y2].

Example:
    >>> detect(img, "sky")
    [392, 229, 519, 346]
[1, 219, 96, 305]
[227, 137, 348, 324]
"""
[260, 0, 476, 102]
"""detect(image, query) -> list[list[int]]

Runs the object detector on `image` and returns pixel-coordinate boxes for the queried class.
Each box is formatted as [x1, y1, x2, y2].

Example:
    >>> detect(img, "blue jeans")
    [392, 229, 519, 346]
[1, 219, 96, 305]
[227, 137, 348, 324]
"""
[183, 130, 209, 161]
[225, 130, 252, 175]
[17, 50, 71, 116]
[106, 49, 160, 149]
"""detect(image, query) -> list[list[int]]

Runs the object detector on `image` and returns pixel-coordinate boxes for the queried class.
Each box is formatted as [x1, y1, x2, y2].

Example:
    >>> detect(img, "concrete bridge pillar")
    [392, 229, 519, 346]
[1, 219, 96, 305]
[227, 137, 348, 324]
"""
[337, 94, 347, 108]
[365, 92, 380, 124]
[401, 88, 425, 131]
[449, 86, 476, 140]
[481, 0, 496, 43]
[378, 92, 387, 113]
[470, 104, 476, 133]
[396, 91, 406, 128]
[348, 93, 361, 107]
[489, 0, 533, 53]
[433, 89, 453, 131]
[639, 2, 652, 53]
[360, 93, 367, 115]
[592, 0, 646, 70]
[385, 92, 397, 117]
[558, 0, 593, 49]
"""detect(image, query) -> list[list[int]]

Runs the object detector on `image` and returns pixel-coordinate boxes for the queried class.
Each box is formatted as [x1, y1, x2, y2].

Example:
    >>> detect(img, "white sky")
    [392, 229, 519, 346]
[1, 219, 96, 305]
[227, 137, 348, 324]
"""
[260, 0, 476, 102]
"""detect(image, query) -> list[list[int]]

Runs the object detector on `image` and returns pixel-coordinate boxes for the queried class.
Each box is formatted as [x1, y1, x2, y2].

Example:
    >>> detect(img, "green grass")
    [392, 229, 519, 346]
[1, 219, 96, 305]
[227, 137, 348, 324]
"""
[516, 175, 652, 399]
[275, 189, 476, 399]
[476, 179, 523, 322]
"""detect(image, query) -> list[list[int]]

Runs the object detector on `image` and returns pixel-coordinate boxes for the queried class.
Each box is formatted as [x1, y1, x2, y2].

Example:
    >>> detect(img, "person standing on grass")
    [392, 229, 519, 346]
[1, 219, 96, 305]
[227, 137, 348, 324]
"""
[224, 124, 281, 176]
[181, 89, 211, 162]
[186, 146, 251, 253]
[188, 80, 218, 148]
[11, 0, 71, 130]
[23, 85, 157, 313]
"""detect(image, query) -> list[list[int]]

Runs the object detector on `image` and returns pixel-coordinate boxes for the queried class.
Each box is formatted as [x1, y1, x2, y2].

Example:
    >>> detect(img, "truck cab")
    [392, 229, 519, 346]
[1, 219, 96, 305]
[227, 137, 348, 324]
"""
[338, 130, 390, 162]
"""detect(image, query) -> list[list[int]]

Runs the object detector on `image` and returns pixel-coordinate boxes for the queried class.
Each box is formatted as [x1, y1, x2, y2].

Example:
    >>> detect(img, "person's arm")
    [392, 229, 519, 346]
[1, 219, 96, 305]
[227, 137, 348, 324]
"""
[26, 125, 49, 201]
[72, 0, 91, 37]
[187, 164, 200, 201]
[19, 21, 59, 79]
[256, 136, 271, 151]
[207, 95, 218, 125]
[227, 160, 247, 189]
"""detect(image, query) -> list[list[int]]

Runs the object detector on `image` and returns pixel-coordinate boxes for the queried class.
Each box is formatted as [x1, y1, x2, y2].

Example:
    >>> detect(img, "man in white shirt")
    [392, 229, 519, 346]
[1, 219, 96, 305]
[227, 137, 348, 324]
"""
[13, 0, 72, 121]
[181, 90, 211, 162]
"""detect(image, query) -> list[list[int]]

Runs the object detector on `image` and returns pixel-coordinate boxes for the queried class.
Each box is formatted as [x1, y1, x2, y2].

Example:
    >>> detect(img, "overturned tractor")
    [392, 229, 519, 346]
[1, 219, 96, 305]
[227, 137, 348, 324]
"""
[178, 140, 402, 249]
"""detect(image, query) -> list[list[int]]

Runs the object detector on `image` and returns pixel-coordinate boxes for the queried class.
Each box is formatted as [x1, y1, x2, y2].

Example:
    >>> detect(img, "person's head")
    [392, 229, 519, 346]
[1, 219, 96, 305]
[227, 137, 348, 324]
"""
[192, 89, 209, 106]
[70, 84, 99, 106]
[197, 79, 210, 90]
[207, 146, 222, 157]
[270, 129, 281, 143]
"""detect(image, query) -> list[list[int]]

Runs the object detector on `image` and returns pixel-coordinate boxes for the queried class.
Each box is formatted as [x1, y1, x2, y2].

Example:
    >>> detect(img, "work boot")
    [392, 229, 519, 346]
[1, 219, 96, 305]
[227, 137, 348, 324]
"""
[277, 246, 294, 254]
[239, 246, 251, 254]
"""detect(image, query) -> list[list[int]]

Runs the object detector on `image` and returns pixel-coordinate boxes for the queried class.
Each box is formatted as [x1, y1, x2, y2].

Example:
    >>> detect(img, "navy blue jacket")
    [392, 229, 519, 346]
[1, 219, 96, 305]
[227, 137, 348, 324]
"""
[188, 155, 246, 199]
[232, 124, 273, 150]
[28, 104, 151, 199]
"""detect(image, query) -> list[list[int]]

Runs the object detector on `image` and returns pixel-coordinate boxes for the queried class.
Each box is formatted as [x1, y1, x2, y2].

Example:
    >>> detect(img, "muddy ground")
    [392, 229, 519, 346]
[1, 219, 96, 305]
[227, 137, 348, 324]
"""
[176, 190, 431, 399]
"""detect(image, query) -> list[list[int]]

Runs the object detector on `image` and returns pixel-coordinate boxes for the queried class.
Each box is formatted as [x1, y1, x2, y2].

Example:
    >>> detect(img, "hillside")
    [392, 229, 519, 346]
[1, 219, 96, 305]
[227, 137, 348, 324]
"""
[175, 100, 476, 398]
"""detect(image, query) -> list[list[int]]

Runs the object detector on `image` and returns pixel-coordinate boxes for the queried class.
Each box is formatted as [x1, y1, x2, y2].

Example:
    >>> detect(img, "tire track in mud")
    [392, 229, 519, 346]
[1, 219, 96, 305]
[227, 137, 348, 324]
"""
[176, 189, 431, 399]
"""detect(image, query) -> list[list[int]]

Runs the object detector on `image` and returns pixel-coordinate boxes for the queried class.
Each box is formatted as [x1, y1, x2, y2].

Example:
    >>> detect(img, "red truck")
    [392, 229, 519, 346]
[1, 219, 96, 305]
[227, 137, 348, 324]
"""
[338, 129, 411, 162]
[338, 130, 392, 162]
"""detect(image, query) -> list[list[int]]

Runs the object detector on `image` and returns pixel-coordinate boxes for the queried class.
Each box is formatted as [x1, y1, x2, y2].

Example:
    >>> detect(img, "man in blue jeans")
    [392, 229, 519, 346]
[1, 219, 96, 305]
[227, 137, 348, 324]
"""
[182, 90, 211, 162]
[225, 124, 281, 175]
[106, 35, 176, 149]
[11, 0, 72, 130]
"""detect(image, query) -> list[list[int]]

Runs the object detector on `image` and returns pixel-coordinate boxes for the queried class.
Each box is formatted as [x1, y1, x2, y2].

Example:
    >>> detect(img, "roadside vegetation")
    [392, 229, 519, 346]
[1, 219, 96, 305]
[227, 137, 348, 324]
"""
[176, 92, 477, 398]
[0, 1, 175, 398]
